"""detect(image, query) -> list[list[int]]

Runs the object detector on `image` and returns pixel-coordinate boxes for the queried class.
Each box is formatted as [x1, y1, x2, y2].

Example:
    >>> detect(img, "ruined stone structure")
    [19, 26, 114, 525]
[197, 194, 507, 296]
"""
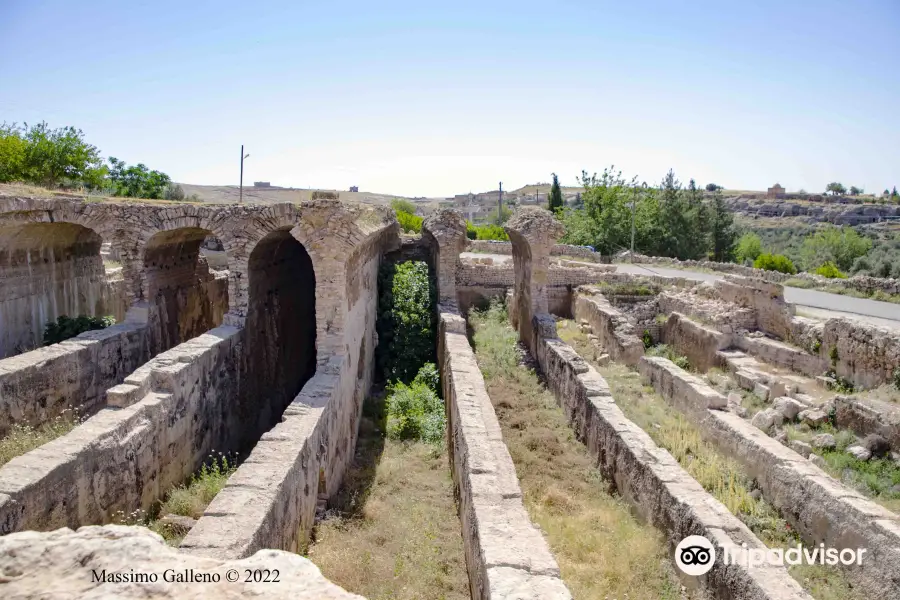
[2, 199, 898, 600]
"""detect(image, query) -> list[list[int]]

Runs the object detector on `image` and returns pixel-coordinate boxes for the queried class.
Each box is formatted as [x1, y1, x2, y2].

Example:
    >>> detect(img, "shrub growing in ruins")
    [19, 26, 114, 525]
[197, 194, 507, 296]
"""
[42, 314, 115, 346]
[385, 378, 445, 444]
[412, 362, 440, 395]
[753, 253, 796, 274]
[396, 210, 423, 233]
[376, 260, 436, 383]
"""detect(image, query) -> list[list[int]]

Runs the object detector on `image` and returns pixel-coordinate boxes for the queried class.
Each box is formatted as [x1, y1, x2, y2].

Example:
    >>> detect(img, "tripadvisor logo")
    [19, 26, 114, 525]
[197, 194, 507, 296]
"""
[675, 535, 868, 575]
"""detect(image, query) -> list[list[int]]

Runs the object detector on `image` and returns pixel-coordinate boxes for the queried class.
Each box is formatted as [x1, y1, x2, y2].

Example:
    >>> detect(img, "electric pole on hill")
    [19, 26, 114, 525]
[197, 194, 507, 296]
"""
[498, 182, 503, 225]
[239, 145, 250, 204]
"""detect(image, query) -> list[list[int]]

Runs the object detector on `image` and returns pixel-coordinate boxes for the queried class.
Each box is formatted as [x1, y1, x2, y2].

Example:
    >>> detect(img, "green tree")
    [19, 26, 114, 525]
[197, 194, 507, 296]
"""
[107, 157, 171, 199]
[12, 122, 107, 188]
[754, 253, 796, 274]
[799, 225, 872, 271]
[709, 189, 737, 262]
[825, 182, 847, 196]
[735, 232, 764, 264]
[849, 186, 863, 196]
[705, 183, 721, 192]
[390, 198, 417, 215]
[0, 122, 28, 182]
[548, 173, 563, 211]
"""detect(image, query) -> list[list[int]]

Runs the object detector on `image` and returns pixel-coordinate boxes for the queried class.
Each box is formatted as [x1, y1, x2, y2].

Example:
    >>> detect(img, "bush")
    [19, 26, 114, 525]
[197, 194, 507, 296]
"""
[385, 379, 445, 444]
[642, 330, 653, 349]
[753, 253, 796, 274]
[813, 261, 846, 279]
[376, 261, 436, 383]
[465, 221, 509, 241]
[412, 362, 440, 395]
[735, 232, 763, 264]
[390, 198, 417, 215]
[396, 210, 423, 233]
[800, 225, 871, 271]
[43, 314, 115, 345]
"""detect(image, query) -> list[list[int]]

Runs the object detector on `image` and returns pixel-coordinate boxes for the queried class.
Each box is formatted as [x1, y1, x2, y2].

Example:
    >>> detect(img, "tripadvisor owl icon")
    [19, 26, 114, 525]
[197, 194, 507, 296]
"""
[675, 535, 716, 576]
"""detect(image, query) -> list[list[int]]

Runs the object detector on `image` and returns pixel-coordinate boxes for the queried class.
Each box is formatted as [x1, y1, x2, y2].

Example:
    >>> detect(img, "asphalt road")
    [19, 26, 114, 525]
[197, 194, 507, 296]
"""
[459, 253, 900, 329]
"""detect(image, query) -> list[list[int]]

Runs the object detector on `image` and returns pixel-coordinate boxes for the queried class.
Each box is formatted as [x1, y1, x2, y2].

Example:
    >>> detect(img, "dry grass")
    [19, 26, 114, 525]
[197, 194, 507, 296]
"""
[306, 393, 468, 600]
[557, 319, 863, 600]
[470, 304, 686, 600]
[0, 410, 80, 467]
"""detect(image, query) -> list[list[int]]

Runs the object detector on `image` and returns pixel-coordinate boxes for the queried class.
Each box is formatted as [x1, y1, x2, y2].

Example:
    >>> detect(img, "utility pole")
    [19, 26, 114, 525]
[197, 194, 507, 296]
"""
[498, 181, 503, 225]
[630, 185, 637, 262]
[239, 145, 250, 203]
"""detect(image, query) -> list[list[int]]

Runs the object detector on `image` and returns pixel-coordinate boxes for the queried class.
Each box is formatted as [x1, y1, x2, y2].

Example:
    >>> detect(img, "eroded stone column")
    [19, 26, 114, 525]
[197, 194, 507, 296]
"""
[504, 207, 565, 353]
[422, 209, 467, 307]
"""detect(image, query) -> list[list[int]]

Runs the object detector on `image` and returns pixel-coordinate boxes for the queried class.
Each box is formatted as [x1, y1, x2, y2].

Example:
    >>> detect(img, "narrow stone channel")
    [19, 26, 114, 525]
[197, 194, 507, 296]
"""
[305, 390, 469, 600]
[469, 303, 689, 600]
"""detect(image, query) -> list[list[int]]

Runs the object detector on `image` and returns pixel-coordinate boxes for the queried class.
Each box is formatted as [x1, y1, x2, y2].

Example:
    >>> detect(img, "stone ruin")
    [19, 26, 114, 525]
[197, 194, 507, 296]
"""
[1, 196, 899, 599]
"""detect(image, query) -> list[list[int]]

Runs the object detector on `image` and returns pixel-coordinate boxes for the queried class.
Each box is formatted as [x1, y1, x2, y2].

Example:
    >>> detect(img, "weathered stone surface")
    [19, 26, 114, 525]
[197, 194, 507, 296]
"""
[772, 397, 803, 420]
[753, 382, 770, 402]
[660, 312, 731, 372]
[438, 307, 571, 600]
[751, 408, 781, 433]
[847, 445, 872, 461]
[800, 409, 829, 427]
[573, 287, 644, 367]
[422, 210, 467, 306]
[0, 525, 361, 599]
[790, 440, 812, 458]
[835, 395, 900, 451]
[640, 355, 900, 600]
[811, 433, 836, 450]
[540, 342, 811, 598]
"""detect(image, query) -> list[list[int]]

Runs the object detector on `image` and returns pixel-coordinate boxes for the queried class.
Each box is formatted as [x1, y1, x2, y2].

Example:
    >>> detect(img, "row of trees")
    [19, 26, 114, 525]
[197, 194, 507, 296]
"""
[558, 167, 737, 261]
[0, 121, 183, 200]
[826, 182, 899, 200]
[735, 225, 874, 277]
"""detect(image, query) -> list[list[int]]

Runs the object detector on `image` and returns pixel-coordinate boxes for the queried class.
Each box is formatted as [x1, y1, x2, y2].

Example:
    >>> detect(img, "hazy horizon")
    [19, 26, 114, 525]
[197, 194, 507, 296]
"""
[2, 0, 897, 198]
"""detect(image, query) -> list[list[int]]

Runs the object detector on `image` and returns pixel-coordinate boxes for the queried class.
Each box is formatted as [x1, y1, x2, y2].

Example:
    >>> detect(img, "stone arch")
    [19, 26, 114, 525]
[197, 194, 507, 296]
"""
[141, 226, 229, 353]
[238, 226, 317, 447]
[0, 221, 116, 358]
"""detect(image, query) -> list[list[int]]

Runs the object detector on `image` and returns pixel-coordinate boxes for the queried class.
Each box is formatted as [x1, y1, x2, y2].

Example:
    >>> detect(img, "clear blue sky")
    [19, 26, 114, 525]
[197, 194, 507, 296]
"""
[1, 0, 897, 197]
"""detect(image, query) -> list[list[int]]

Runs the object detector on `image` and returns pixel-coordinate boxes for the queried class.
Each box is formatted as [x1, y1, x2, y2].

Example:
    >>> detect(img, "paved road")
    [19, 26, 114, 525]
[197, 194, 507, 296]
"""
[614, 263, 900, 329]
[460, 253, 900, 329]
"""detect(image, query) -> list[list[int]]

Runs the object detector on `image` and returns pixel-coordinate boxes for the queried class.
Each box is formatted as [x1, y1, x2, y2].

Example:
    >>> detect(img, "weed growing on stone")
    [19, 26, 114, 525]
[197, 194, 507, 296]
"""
[470, 304, 687, 600]
[646, 343, 691, 371]
[0, 409, 81, 467]
[160, 452, 237, 520]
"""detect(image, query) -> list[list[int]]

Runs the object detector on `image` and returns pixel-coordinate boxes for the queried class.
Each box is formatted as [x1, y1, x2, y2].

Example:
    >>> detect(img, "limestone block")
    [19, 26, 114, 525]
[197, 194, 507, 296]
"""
[791, 440, 813, 458]
[753, 382, 770, 402]
[800, 409, 829, 428]
[847, 445, 872, 461]
[772, 397, 803, 421]
[812, 433, 836, 450]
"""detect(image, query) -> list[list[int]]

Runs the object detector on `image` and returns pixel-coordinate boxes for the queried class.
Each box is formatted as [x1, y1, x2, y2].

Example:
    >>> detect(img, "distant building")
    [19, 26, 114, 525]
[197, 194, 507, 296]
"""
[349, 186, 359, 192]
[767, 183, 786, 198]
[253, 181, 271, 187]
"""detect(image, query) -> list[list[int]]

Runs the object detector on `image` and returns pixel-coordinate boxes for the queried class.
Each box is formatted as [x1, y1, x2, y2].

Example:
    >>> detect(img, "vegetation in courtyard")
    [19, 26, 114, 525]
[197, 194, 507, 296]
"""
[646, 343, 691, 370]
[470, 301, 686, 600]
[376, 260, 436, 383]
[559, 166, 736, 261]
[753, 252, 797, 274]
[307, 391, 468, 600]
[0, 120, 180, 199]
[385, 363, 445, 445]
[0, 410, 81, 467]
[43, 314, 115, 345]
[556, 320, 862, 600]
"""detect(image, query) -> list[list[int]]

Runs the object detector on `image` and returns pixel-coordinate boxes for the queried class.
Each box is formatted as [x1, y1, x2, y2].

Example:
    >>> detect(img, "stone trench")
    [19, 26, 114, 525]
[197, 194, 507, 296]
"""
[1, 197, 899, 600]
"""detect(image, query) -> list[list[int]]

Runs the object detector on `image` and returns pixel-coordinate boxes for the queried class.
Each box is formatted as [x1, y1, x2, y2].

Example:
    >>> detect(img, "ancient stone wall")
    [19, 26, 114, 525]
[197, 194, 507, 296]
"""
[572, 287, 644, 367]
[0, 326, 244, 534]
[0, 222, 122, 358]
[639, 356, 900, 600]
[467, 240, 605, 261]
[714, 275, 795, 340]
[438, 308, 571, 600]
[180, 227, 390, 559]
[0, 316, 150, 437]
[822, 318, 900, 389]
[661, 312, 731, 371]
[533, 327, 811, 599]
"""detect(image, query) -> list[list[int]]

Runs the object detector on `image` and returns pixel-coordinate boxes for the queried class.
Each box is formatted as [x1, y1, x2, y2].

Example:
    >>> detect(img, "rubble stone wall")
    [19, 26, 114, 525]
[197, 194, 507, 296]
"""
[822, 318, 900, 389]
[714, 275, 795, 340]
[639, 356, 900, 600]
[466, 240, 604, 262]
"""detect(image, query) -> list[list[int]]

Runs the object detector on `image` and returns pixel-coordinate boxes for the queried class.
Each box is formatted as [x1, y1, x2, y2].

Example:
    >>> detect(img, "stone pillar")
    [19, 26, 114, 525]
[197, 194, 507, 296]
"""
[504, 207, 565, 353]
[422, 209, 467, 307]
